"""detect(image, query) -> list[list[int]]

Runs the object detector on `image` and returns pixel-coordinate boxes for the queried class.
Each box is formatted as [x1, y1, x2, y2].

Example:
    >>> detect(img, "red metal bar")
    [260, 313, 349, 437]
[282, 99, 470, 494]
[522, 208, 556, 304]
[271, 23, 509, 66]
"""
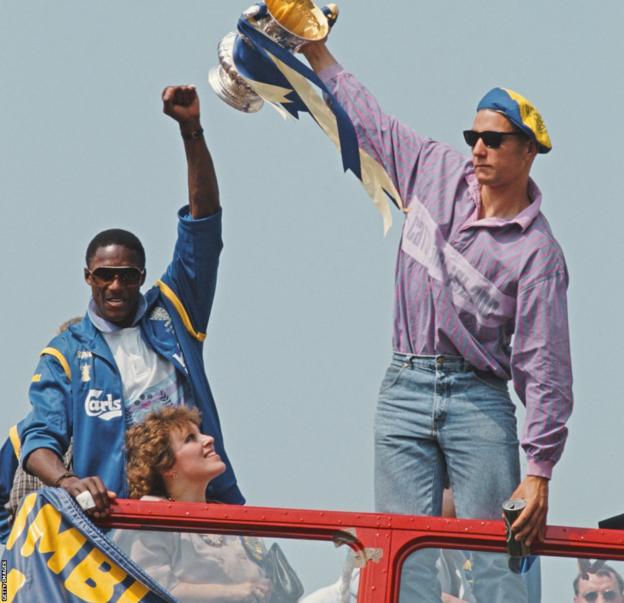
[99, 500, 624, 603]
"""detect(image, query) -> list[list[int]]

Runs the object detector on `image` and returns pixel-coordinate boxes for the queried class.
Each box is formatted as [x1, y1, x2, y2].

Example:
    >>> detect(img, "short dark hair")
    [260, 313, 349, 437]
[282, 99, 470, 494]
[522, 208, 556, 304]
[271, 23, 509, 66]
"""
[573, 564, 624, 595]
[85, 229, 145, 269]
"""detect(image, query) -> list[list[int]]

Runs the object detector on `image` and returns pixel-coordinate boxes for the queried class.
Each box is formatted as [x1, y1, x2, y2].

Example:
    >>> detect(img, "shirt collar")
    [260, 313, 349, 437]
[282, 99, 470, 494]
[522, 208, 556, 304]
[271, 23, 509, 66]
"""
[88, 294, 147, 333]
[465, 174, 542, 232]
[513, 179, 542, 231]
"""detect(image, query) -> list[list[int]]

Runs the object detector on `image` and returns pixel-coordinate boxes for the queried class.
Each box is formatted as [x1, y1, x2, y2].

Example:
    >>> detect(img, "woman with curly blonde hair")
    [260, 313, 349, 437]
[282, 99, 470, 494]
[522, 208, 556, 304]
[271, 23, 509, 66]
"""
[115, 406, 275, 602]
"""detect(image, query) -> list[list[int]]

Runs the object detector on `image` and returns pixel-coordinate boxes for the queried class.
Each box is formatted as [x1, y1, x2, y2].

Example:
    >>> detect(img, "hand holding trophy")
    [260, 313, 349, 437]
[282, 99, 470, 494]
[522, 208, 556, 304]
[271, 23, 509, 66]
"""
[209, 0, 338, 113]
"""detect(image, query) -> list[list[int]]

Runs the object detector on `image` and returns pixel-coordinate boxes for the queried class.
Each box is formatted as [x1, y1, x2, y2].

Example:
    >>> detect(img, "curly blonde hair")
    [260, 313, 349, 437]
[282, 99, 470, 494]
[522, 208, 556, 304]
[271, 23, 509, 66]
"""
[125, 406, 202, 499]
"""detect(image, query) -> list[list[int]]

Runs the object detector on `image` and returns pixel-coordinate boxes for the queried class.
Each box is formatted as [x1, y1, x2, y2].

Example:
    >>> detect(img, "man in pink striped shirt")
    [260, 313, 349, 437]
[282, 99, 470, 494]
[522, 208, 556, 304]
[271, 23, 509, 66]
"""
[301, 43, 572, 601]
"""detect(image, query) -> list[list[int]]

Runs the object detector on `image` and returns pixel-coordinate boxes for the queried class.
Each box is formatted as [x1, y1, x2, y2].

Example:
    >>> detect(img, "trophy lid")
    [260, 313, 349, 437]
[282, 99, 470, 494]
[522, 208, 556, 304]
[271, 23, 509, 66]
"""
[265, 0, 329, 42]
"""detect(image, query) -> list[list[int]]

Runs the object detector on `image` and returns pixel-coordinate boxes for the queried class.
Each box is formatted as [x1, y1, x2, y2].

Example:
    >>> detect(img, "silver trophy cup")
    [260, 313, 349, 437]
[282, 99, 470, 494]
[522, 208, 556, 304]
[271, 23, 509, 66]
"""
[209, 1, 338, 113]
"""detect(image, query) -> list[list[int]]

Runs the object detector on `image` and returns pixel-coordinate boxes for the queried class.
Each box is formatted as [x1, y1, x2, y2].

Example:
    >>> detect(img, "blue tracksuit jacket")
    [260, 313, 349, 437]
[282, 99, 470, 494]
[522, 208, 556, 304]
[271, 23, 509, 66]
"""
[0, 206, 243, 542]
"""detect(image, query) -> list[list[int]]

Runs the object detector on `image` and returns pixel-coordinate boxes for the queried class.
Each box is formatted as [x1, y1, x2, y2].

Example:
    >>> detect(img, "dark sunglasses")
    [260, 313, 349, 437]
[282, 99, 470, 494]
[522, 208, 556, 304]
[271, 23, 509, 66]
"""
[87, 266, 145, 286]
[581, 590, 619, 602]
[463, 130, 524, 149]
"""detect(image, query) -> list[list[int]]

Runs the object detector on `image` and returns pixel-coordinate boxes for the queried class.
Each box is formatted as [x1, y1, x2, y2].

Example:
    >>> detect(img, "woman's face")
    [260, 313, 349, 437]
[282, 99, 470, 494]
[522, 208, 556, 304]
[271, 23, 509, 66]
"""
[167, 422, 226, 484]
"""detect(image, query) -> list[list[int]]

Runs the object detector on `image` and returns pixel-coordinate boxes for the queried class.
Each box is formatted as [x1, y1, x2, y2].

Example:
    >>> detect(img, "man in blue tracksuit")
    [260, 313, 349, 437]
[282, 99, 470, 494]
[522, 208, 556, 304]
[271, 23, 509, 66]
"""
[5, 85, 243, 520]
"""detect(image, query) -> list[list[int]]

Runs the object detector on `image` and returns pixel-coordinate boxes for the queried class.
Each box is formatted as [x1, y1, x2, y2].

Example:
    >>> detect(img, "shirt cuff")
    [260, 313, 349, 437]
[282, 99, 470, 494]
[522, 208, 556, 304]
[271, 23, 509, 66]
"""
[526, 458, 554, 480]
[178, 205, 222, 230]
[318, 63, 345, 85]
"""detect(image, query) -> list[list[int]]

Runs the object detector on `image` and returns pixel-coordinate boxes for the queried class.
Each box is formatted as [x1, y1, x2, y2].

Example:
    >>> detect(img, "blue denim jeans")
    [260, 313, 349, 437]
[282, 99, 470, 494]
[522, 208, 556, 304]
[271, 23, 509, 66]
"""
[375, 353, 527, 602]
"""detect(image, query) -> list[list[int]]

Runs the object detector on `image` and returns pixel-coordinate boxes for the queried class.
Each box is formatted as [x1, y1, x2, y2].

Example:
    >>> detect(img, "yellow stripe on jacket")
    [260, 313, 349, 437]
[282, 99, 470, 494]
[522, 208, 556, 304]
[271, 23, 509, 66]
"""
[156, 280, 207, 342]
[41, 347, 72, 381]
[9, 424, 21, 460]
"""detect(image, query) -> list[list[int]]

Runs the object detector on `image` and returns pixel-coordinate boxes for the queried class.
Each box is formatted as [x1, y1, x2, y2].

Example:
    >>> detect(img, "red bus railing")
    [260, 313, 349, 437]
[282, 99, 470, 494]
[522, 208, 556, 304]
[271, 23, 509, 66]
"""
[100, 500, 624, 603]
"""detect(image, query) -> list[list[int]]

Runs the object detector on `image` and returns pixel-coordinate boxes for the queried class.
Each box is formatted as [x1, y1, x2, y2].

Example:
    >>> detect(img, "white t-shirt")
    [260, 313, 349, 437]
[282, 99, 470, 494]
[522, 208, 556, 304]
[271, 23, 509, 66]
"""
[103, 327, 185, 425]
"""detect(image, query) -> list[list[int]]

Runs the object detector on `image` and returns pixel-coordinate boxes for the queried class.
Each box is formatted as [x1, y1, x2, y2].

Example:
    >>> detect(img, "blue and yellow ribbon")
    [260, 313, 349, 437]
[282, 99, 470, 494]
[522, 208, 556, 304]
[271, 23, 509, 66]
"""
[231, 13, 404, 233]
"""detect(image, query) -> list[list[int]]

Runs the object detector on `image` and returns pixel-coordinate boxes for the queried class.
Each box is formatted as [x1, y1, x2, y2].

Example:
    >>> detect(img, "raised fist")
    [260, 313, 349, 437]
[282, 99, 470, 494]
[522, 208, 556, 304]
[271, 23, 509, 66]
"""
[162, 85, 200, 126]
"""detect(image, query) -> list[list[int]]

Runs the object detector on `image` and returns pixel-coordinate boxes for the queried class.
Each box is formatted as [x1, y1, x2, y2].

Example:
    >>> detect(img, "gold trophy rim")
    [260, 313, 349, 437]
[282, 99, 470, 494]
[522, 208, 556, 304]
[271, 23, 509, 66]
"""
[264, 0, 330, 43]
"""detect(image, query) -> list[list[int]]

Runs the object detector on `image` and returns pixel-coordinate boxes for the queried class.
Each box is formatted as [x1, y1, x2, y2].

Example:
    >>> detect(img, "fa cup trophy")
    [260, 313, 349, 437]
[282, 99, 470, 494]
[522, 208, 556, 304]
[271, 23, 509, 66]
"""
[209, 0, 338, 113]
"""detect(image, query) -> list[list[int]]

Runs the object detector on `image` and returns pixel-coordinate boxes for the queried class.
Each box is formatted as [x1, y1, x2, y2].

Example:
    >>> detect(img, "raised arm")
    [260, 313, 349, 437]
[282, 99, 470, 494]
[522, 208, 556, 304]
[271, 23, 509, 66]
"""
[300, 44, 465, 211]
[162, 85, 220, 218]
[301, 41, 338, 74]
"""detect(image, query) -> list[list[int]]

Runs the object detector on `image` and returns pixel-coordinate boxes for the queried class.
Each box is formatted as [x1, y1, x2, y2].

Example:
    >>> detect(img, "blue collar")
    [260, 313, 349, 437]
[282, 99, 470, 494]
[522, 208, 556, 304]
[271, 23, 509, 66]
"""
[87, 295, 147, 333]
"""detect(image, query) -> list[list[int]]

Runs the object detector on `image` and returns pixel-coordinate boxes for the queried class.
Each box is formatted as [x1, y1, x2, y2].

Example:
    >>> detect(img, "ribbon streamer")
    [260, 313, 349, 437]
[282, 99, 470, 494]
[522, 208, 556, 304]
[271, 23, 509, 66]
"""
[235, 15, 404, 233]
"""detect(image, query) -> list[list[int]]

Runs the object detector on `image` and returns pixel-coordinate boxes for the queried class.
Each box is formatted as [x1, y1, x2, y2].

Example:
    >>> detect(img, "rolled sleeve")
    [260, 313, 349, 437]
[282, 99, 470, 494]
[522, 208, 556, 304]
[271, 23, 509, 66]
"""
[319, 67, 467, 209]
[511, 270, 573, 479]
[318, 63, 345, 83]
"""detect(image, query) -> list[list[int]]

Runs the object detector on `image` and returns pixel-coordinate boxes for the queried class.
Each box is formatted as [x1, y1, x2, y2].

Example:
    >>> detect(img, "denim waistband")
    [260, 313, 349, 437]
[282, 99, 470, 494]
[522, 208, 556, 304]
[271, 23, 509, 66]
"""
[391, 351, 473, 372]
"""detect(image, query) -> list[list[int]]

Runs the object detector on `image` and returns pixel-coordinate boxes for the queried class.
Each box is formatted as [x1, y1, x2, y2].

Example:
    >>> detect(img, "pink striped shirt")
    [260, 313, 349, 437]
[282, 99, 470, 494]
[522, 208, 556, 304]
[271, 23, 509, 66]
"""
[320, 65, 573, 479]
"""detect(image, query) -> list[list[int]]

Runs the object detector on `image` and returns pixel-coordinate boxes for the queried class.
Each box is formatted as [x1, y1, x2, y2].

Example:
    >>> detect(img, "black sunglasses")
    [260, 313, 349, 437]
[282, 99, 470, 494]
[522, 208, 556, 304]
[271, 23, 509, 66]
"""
[581, 590, 619, 602]
[87, 266, 145, 286]
[463, 130, 524, 149]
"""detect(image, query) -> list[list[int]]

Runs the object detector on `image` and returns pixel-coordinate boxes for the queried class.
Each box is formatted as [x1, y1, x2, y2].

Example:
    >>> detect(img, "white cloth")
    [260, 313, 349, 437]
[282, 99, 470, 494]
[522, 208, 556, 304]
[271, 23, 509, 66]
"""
[102, 327, 184, 425]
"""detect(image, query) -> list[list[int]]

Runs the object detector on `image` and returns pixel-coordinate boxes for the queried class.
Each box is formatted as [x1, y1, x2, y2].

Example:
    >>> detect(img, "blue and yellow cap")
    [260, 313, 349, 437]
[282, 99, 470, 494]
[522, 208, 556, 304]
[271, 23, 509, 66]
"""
[477, 87, 552, 154]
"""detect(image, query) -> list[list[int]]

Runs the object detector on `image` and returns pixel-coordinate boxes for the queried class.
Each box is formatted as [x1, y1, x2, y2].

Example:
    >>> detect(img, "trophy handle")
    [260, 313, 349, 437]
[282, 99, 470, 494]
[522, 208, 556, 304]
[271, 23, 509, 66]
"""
[321, 4, 339, 30]
[208, 32, 265, 114]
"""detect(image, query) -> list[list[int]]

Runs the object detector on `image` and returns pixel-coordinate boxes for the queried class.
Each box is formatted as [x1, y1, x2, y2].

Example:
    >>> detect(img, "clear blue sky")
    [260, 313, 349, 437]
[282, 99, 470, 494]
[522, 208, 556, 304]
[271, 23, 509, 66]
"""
[2, 0, 624, 594]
